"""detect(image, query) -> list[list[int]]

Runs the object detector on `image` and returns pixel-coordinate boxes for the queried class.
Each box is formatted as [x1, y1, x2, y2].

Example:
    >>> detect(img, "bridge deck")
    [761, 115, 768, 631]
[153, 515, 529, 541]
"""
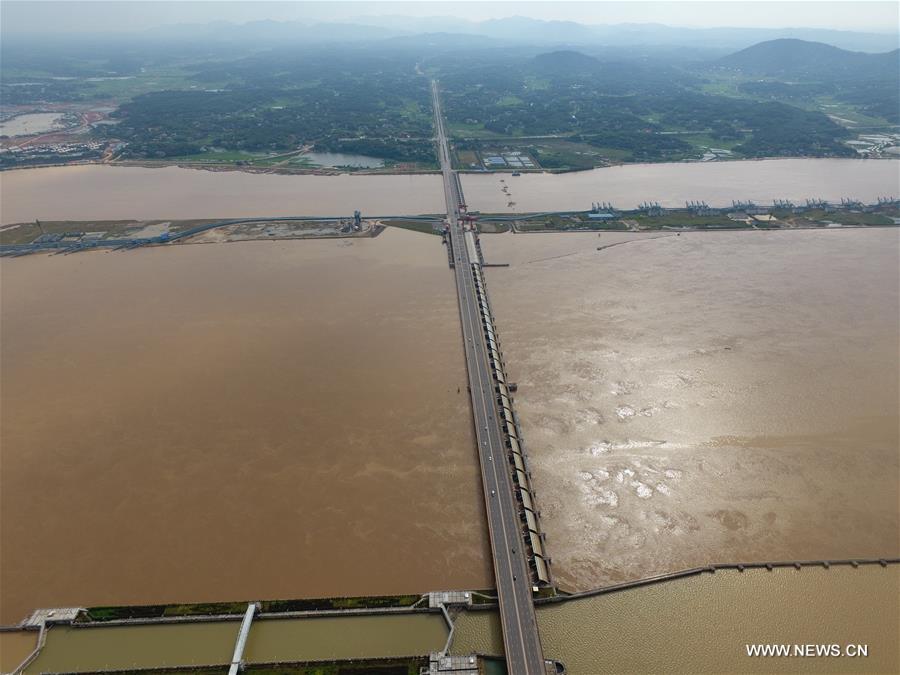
[432, 80, 547, 675]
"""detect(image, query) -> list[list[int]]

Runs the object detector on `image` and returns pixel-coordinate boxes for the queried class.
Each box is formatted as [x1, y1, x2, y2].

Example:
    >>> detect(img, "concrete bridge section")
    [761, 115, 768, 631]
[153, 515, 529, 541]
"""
[470, 263, 552, 587]
[227, 602, 259, 675]
[432, 78, 549, 675]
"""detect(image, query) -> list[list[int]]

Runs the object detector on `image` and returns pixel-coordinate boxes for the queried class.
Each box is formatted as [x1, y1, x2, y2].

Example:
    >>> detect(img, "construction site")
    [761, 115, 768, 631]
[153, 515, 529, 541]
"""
[0, 212, 426, 256]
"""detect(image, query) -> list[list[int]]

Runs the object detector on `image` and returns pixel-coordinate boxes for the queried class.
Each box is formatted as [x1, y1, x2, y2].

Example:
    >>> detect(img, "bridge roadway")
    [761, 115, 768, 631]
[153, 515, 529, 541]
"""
[431, 80, 546, 674]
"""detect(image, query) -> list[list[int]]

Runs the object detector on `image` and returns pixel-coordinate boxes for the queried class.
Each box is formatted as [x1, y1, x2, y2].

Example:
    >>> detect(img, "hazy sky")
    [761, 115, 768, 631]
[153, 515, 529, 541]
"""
[3, 1, 898, 34]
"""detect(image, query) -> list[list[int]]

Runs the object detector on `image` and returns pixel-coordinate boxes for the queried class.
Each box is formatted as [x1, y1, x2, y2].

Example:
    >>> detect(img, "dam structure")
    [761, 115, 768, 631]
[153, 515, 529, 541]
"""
[432, 79, 551, 674]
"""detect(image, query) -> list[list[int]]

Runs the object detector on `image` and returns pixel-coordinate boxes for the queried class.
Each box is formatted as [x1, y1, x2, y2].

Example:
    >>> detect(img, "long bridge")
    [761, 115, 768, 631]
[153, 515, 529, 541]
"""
[432, 80, 549, 674]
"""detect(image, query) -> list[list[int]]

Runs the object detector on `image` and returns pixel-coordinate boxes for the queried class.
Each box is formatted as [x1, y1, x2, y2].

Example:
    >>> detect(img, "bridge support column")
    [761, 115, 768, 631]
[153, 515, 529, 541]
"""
[228, 602, 258, 675]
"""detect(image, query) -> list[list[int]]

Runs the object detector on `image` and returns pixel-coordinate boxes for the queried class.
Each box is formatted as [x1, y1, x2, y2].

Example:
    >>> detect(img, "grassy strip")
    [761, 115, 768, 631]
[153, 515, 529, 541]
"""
[623, 214, 740, 230]
[244, 660, 424, 675]
[492, 205, 899, 233]
[83, 658, 427, 675]
[263, 594, 422, 613]
[0, 219, 221, 246]
[476, 221, 511, 234]
[1, 220, 140, 245]
[772, 208, 896, 226]
[84, 594, 424, 622]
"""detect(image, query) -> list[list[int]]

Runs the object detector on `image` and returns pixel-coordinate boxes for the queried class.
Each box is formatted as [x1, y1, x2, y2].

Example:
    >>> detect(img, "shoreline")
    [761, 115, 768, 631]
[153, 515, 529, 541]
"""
[3, 210, 896, 257]
[2, 556, 895, 631]
[3, 153, 898, 176]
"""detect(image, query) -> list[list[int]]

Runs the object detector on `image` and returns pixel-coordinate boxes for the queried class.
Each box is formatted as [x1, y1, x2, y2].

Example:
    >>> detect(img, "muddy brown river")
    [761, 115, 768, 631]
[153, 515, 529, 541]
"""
[0, 166, 445, 224]
[0, 229, 491, 624]
[9, 612, 448, 672]
[2, 159, 897, 225]
[451, 564, 900, 674]
[5, 563, 895, 673]
[482, 228, 899, 591]
[2, 164, 898, 633]
[462, 158, 900, 211]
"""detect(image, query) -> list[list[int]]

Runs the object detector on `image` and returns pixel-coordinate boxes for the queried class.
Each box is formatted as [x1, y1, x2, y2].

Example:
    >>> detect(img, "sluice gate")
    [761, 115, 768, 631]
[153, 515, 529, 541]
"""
[469, 263, 552, 587]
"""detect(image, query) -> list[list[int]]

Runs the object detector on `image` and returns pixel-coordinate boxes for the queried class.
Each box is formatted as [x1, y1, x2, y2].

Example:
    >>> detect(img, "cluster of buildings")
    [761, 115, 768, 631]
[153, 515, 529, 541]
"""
[700, 147, 735, 161]
[587, 196, 897, 222]
[845, 132, 900, 156]
[481, 150, 536, 170]
[0, 140, 106, 162]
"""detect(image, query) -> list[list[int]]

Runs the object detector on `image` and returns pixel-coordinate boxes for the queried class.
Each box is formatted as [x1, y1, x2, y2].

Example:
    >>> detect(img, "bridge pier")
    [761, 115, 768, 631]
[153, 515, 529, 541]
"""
[227, 602, 258, 675]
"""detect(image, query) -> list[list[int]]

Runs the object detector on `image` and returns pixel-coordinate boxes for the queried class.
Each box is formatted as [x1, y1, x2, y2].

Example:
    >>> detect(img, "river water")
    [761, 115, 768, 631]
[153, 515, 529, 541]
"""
[0, 113, 65, 137]
[461, 159, 900, 211]
[2, 159, 898, 225]
[481, 228, 899, 591]
[11, 612, 447, 672]
[22, 622, 238, 672]
[450, 564, 900, 674]
[2, 159, 898, 626]
[0, 229, 491, 624]
[0, 165, 445, 224]
[0, 631, 37, 673]
[7, 564, 895, 673]
[243, 613, 447, 662]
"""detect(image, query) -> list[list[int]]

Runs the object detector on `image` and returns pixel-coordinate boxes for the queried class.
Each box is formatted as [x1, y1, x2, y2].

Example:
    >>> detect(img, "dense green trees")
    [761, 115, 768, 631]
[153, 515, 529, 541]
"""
[24, 43, 875, 165]
[435, 51, 859, 161]
[106, 51, 434, 161]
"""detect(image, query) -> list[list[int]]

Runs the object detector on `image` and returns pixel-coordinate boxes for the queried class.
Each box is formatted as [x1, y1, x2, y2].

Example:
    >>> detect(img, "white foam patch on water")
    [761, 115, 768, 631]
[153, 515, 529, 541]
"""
[610, 381, 636, 396]
[615, 467, 636, 484]
[616, 405, 635, 420]
[588, 441, 612, 455]
[579, 476, 619, 508]
[631, 481, 654, 499]
[597, 488, 618, 507]
[591, 439, 675, 455]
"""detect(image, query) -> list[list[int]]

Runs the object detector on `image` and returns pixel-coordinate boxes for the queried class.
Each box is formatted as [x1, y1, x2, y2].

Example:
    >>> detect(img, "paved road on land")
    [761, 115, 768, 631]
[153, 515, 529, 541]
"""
[431, 80, 546, 675]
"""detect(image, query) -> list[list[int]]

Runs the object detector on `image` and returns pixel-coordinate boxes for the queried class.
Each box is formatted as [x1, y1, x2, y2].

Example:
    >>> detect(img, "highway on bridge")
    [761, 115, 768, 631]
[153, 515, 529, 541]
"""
[431, 80, 547, 674]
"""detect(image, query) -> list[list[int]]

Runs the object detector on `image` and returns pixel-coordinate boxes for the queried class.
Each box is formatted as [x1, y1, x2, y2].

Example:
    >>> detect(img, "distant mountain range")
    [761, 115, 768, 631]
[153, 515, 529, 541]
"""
[347, 16, 900, 53]
[128, 16, 898, 54]
[718, 38, 900, 79]
[7, 15, 897, 58]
